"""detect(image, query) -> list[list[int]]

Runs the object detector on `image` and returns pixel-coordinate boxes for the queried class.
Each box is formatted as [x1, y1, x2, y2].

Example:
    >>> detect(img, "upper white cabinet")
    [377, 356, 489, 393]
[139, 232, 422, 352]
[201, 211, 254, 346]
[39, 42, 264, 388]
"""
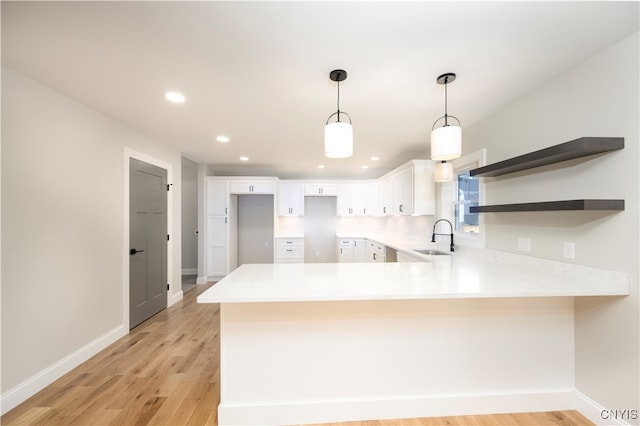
[389, 160, 435, 216]
[229, 179, 275, 194]
[278, 183, 305, 216]
[363, 182, 380, 216]
[207, 179, 229, 215]
[337, 183, 365, 216]
[378, 177, 393, 216]
[305, 183, 337, 196]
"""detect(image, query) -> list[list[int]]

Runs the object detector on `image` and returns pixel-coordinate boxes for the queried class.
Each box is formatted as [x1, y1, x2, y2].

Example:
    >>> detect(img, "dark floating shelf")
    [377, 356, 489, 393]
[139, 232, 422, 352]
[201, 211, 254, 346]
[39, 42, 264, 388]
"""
[470, 199, 625, 213]
[470, 137, 624, 177]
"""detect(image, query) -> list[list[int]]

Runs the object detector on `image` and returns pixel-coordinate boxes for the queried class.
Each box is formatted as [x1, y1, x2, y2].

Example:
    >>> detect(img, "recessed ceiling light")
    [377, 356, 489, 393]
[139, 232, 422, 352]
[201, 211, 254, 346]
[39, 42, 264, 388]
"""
[164, 91, 186, 103]
[216, 136, 230, 143]
[317, 165, 325, 169]
[240, 156, 249, 161]
[371, 156, 380, 161]
[361, 165, 369, 169]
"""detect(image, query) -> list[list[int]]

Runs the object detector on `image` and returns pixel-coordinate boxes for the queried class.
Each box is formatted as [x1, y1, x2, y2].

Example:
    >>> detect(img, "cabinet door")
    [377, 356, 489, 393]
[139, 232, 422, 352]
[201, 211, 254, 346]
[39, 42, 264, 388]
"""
[278, 183, 305, 216]
[412, 161, 436, 215]
[364, 182, 379, 216]
[350, 183, 365, 215]
[207, 215, 228, 276]
[305, 183, 337, 196]
[337, 183, 364, 216]
[336, 185, 351, 216]
[207, 179, 228, 215]
[338, 245, 354, 262]
[230, 181, 274, 194]
[353, 239, 367, 262]
[378, 177, 393, 216]
[393, 168, 413, 215]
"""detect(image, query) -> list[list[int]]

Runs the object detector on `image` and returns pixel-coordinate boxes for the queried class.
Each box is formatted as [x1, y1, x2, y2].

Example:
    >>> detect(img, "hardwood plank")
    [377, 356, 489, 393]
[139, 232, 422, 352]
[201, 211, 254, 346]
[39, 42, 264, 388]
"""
[2, 283, 593, 426]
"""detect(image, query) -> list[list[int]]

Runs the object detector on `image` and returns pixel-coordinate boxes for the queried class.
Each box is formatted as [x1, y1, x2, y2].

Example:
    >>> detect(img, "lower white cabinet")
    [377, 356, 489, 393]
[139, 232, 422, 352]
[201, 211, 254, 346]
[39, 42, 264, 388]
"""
[338, 238, 367, 262]
[367, 241, 386, 263]
[275, 237, 304, 263]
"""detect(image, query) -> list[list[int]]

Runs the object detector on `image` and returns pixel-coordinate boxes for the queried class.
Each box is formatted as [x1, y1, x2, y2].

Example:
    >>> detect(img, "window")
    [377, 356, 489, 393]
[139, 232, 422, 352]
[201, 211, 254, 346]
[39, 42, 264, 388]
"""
[437, 149, 485, 248]
[454, 171, 480, 234]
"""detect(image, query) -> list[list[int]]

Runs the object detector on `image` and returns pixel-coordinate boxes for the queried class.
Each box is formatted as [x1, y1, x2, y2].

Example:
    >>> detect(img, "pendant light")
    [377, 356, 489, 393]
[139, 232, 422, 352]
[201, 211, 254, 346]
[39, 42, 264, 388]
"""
[434, 161, 454, 182]
[431, 73, 461, 161]
[325, 69, 353, 158]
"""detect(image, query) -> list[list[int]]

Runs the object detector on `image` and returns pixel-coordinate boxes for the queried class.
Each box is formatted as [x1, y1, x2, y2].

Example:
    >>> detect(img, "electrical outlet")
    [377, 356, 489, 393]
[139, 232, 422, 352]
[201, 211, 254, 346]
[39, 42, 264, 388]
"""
[264, 241, 269, 248]
[315, 251, 321, 257]
[517, 237, 531, 252]
[563, 242, 575, 259]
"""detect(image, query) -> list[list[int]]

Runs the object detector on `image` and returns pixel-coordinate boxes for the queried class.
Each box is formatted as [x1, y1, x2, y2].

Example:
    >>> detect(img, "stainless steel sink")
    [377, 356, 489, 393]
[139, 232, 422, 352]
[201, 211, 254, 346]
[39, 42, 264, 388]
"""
[413, 249, 451, 256]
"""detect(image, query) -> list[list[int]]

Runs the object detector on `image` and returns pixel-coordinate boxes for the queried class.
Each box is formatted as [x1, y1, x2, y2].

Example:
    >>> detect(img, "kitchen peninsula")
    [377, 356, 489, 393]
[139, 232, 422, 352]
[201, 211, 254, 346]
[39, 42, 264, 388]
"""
[197, 246, 628, 425]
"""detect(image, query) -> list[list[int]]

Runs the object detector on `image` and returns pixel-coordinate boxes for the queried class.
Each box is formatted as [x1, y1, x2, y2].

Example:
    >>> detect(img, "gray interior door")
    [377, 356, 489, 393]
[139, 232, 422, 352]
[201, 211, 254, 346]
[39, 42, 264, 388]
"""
[130, 158, 167, 329]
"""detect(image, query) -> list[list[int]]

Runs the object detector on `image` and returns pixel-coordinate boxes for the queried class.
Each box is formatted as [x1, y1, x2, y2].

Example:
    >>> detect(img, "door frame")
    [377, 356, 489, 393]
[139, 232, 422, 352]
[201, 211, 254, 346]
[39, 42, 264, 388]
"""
[123, 148, 177, 330]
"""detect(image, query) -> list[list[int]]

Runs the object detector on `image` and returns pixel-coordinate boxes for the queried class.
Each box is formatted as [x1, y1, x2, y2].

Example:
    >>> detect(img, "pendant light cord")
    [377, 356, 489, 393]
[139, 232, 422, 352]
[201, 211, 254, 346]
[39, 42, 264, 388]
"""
[336, 79, 341, 122]
[444, 78, 449, 126]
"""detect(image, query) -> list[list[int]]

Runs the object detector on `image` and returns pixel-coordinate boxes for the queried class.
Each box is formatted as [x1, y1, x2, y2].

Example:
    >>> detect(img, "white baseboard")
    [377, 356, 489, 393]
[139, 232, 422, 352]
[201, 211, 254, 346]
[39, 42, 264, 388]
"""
[168, 290, 183, 307]
[219, 390, 575, 425]
[182, 268, 197, 275]
[1, 324, 128, 415]
[574, 390, 634, 426]
[197, 275, 223, 284]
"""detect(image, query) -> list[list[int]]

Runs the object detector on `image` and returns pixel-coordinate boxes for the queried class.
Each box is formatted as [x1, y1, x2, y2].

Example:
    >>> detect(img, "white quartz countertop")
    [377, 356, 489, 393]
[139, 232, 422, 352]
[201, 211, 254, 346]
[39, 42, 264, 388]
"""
[197, 250, 629, 303]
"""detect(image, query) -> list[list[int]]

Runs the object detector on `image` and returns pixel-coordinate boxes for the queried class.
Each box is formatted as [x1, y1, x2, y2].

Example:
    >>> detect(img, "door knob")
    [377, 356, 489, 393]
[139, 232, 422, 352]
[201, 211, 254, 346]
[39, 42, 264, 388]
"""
[130, 248, 145, 255]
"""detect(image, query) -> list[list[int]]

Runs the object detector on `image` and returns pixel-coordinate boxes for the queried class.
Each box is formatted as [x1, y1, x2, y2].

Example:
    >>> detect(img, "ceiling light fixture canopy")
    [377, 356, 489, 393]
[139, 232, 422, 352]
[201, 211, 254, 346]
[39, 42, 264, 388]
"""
[325, 69, 353, 158]
[430, 73, 461, 161]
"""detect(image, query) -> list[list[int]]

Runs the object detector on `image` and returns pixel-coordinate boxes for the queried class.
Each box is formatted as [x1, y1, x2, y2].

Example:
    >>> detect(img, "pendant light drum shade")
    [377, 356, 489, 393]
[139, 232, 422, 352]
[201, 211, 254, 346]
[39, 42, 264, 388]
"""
[434, 161, 454, 182]
[430, 72, 462, 162]
[431, 117, 462, 161]
[325, 117, 353, 158]
[324, 69, 353, 158]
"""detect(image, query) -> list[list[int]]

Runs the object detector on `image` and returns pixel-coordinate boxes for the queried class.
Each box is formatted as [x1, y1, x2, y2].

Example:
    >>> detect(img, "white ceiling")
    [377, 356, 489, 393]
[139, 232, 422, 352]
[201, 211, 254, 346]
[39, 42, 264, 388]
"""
[2, 1, 638, 179]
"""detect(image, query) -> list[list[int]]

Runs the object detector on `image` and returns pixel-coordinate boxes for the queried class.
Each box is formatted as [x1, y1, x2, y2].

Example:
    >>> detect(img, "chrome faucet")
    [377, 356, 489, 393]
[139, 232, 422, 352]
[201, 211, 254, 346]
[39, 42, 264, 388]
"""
[431, 219, 454, 252]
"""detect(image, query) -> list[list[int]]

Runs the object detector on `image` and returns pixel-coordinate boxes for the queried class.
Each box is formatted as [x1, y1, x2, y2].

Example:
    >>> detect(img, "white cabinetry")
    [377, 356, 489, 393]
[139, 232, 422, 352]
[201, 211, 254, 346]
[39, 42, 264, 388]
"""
[338, 238, 368, 262]
[305, 183, 337, 196]
[278, 183, 304, 216]
[206, 178, 233, 278]
[378, 177, 393, 216]
[389, 160, 435, 216]
[229, 179, 275, 194]
[338, 239, 354, 262]
[337, 183, 365, 216]
[363, 182, 380, 216]
[275, 238, 304, 263]
[367, 240, 386, 263]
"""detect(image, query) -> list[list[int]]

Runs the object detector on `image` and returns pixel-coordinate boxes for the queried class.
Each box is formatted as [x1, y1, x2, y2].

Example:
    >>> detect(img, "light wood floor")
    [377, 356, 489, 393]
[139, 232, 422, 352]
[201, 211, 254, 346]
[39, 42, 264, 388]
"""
[2, 283, 594, 426]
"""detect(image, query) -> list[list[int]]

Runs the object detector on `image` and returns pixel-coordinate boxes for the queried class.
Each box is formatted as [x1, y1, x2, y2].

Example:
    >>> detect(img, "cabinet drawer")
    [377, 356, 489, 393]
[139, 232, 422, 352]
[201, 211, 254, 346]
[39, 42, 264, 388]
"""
[339, 239, 354, 248]
[277, 247, 303, 259]
[276, 238, 304, 248]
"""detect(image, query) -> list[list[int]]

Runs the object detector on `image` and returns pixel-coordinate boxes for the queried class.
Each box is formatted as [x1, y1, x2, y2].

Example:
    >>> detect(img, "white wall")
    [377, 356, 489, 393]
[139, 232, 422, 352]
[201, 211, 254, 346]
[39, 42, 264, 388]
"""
[237, 194, 274, 265]
[181, 156, 198, 273]
[1, 67, 183, 412]
[462, 33, 639, 420]
[304, 197, 338, 263]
